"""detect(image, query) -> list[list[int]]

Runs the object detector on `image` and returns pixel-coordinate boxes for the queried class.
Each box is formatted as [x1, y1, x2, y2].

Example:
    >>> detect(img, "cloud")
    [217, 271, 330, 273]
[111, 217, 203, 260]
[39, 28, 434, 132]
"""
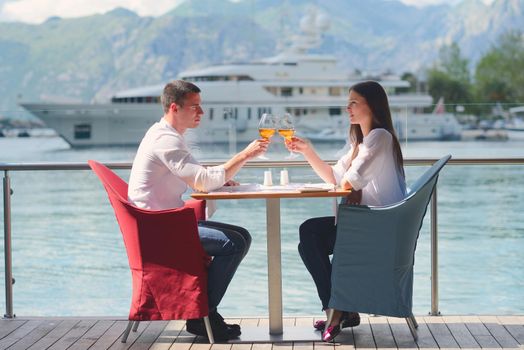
[0, 0, 186, 23]
[399, 0, 494, 6]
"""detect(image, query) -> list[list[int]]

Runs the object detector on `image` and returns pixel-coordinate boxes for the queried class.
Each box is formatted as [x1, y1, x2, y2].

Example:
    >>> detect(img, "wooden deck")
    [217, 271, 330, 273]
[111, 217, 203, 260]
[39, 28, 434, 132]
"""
[0, 315, 523, 349]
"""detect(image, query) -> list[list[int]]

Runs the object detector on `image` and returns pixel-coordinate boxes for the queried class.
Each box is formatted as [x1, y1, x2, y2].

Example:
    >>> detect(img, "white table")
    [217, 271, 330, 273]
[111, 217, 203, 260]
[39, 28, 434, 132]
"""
[192, 184, 350, 342]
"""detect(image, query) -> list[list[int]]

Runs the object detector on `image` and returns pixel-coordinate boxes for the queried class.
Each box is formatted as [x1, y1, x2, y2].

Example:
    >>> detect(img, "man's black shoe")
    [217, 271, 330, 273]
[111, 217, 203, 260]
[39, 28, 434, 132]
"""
[210, 311, 241, 334]
[186, 317, 240, 342]
[186, 319, 207, 337]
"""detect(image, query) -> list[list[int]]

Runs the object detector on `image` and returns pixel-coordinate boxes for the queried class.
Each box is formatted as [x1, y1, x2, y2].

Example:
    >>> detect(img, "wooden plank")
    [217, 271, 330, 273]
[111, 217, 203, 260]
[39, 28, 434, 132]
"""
[352, 316, 375, 348]
[502, 324, 524, 344]
[129, 320, 169, 350]
[411, 316, 439, 349]
[90, 320, 136, 350]
[292, 341, 313, 350]
[479, 315, 520, 348]
[230, 318, 255, 350]
[47, 319, 97, 350]
[0, 319, 27, 339]
[67, 320, 115, 350]
[368, 316, 396, 348]
[272, 341, 292, 350]
[423, 316, 459, 348]
[388, 317, 417, 349]
[442, 315, 480, 348]
[251, 342, 272, 350]
[293, 317, 313, 327]
[0, 320, 42, 349]
[26, 319, 81, 350]
[170, 321, 197, 350]
[6, 319, 61, 350]
[149, 320, 184, 350]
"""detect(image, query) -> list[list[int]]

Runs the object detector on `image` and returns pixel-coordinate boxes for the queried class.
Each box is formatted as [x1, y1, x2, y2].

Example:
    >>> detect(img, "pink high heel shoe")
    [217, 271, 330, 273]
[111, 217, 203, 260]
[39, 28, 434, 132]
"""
[313, 319, 326, 331]
[322, 324, 341, 342]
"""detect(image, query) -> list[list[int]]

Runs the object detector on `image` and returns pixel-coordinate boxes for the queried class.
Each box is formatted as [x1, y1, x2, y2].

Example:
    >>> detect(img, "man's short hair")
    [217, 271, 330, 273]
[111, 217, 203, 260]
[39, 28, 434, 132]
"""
[161, 80, 201, 113]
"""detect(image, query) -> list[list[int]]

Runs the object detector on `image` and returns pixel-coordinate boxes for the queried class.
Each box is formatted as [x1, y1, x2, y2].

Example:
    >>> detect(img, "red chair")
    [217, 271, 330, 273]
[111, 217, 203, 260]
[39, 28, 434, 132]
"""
[88, 160, 214, 343]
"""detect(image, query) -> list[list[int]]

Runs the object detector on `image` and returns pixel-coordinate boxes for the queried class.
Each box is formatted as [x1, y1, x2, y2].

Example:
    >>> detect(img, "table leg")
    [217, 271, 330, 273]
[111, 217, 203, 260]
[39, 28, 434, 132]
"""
[266, 197, 282, 335]
[229, 197, 322, 343]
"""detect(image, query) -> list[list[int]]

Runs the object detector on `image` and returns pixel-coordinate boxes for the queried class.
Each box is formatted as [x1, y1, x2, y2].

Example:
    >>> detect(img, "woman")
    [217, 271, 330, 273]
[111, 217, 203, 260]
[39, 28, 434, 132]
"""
[285, 80, 407, 342]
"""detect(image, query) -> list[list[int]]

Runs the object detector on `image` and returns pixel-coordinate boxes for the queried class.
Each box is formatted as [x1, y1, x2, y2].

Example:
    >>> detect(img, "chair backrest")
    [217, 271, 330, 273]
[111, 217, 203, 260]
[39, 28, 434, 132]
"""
[329, 155, 451, 317]
[88, 160, 210, 320]
[88, 160, 143, 269]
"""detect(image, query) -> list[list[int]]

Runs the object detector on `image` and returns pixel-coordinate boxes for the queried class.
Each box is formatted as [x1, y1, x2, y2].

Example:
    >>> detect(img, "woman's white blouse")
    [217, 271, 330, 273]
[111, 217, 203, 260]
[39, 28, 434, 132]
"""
[332, 128, 406, 206]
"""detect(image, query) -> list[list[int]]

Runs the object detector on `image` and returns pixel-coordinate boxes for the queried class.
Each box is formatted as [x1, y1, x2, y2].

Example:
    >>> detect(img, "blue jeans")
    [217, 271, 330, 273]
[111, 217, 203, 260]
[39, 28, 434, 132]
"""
[298, 216, 337, 311]
[198, 220, 251, 311]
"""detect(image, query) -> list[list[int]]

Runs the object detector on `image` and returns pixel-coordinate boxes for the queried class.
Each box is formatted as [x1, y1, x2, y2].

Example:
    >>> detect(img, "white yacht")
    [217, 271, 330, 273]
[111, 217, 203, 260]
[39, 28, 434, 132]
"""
[505, 106, 524, 140]
[20, 10, 462, 148]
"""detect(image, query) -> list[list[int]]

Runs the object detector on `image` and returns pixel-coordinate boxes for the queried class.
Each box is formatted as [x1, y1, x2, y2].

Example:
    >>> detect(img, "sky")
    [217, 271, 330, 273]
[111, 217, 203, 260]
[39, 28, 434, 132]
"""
[0, 0, 496, 24]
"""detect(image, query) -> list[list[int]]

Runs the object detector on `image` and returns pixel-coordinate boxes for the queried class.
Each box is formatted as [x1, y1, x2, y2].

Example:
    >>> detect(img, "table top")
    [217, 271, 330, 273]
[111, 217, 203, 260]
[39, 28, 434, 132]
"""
[190, 183, 351, 200]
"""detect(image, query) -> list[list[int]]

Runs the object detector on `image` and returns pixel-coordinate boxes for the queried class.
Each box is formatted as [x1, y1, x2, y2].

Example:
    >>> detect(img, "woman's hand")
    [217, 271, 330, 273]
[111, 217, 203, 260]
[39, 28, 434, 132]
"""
[285, 136, 310, 155]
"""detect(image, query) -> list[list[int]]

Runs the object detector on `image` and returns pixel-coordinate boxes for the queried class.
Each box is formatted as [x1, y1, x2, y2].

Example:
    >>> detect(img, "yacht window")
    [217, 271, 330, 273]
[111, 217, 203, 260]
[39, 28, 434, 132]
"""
[329, 87, 341, 96]
[247, 108, 251, 120]
[299, 87, 304, 94]
[329, 107, 341, 116]
[281, 87, 293, 97]
[234, 108, 238, 119]
[137, 97, 144, 103]
[209, 108, 214, 120]
[74, 124, 91, 139]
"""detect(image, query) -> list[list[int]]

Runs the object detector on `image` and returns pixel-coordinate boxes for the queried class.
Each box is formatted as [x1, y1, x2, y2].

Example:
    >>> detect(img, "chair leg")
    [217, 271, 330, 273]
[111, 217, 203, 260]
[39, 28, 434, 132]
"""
[409, 314, 418, 329]
[132, 321, 140, 332]
[121, 321, 134, 343]
[405, 316, 418, 341]
[203, 316, 214, 343]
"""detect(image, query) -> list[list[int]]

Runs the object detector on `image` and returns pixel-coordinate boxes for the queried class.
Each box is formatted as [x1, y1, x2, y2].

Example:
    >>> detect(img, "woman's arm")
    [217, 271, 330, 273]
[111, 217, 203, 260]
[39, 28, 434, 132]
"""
[286, 137, 336, 184]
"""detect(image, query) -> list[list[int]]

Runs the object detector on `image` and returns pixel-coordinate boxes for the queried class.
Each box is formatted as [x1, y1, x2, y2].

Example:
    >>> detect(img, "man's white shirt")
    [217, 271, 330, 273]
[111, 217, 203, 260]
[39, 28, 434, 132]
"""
[128, 118, 225, 210]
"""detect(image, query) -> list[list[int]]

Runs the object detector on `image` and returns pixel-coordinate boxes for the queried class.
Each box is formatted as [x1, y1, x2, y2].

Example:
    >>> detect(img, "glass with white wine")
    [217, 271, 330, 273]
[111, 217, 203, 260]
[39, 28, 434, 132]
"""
[278, 112, 298, 159]
[258, 113, 276, 159]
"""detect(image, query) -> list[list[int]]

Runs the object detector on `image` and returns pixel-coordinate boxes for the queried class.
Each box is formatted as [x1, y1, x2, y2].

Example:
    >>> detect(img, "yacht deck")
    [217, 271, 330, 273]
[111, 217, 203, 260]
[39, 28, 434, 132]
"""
[0, 315, 523, 349]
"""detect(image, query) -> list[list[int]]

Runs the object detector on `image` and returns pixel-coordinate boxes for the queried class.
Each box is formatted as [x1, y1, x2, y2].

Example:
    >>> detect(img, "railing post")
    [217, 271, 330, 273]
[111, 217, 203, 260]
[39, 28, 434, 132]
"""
[430, 186, 440, 316]
[3, 170, 14, 318]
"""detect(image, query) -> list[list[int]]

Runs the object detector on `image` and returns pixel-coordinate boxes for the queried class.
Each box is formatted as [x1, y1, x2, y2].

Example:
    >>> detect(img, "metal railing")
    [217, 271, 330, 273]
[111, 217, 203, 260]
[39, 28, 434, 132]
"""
[2, 157, 524, 319]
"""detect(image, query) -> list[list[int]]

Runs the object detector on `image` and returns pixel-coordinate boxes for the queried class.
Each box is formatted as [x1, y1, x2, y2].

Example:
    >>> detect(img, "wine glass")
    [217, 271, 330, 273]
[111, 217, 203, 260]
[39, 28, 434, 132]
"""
[278, 113, 299, 159]
[257, 113, 276, 159]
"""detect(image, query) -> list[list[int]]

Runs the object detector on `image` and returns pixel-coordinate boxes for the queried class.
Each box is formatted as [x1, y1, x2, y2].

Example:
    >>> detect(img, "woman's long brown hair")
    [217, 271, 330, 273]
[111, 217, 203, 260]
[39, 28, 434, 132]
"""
[348, 80, 405, 177]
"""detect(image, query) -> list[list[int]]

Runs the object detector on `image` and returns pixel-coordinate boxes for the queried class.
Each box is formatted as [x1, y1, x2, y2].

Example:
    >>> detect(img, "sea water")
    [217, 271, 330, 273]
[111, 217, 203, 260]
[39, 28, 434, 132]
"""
[0, 136, 523, 317]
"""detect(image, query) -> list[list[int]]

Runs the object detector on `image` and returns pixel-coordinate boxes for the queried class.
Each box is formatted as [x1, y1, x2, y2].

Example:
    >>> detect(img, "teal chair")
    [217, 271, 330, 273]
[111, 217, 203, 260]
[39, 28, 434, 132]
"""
[328, 155, 451, 340]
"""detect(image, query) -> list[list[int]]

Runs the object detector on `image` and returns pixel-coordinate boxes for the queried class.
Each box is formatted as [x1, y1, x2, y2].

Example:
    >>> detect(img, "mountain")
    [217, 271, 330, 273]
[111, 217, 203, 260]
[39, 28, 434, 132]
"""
[0, 0, 522, 119]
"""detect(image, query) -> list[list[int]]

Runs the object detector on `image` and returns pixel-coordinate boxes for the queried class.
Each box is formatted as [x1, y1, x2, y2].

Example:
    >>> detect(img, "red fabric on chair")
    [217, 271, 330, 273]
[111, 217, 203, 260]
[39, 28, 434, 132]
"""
[88, 160, 210, 321]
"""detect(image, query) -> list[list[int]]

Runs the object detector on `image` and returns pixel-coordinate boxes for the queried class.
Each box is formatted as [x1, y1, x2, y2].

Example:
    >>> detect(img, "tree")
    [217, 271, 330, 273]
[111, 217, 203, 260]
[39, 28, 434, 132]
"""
[475, 30, 524, 105]
[426, 43, 473, 113]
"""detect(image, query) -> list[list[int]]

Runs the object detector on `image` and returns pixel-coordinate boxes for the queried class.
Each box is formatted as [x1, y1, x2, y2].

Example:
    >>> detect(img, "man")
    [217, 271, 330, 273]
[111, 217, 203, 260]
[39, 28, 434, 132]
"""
[128, 80, 269, 341]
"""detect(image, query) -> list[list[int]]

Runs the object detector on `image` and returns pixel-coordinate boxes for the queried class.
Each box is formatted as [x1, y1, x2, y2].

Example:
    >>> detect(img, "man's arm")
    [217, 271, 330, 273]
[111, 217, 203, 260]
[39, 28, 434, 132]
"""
[222, 139, 269, 181]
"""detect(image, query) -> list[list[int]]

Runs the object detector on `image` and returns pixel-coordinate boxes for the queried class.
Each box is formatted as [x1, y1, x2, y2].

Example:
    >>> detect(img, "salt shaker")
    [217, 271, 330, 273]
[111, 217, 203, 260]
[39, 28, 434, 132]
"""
[280, 169, 289, 185]
[263, 170, 273, 186]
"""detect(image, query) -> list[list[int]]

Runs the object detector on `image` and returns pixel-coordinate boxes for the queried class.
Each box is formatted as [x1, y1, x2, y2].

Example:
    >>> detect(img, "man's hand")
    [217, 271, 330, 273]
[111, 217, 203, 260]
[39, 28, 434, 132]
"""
[242, 139, 270, 159]
[223, 179, 239, 186]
